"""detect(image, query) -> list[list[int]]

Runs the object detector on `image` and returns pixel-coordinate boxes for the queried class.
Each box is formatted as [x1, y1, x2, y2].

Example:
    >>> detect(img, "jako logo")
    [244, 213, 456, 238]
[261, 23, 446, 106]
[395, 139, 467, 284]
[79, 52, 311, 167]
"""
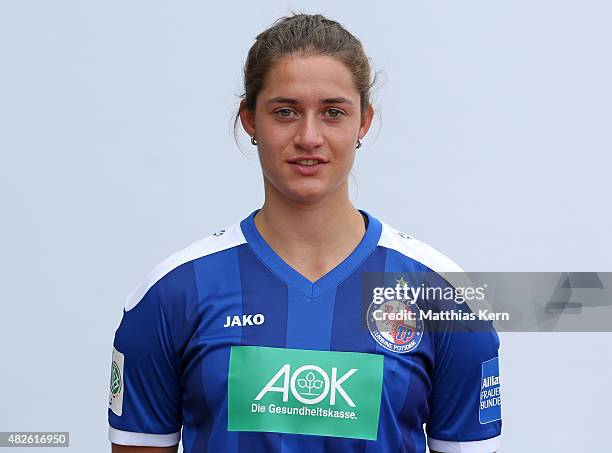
[224, 314, 265, 328]
[255, 364, 358, 407]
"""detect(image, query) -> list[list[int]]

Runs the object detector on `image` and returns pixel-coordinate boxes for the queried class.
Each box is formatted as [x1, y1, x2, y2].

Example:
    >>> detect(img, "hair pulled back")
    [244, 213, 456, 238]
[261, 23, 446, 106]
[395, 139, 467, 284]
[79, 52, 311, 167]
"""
[234, 13, 377, 137]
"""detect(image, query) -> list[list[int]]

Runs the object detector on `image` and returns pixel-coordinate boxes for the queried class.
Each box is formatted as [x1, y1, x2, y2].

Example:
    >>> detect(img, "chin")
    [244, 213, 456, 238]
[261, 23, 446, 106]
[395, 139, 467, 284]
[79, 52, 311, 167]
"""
[265, 174, 342, 205]
[282, 183, 331, 205]
[286, 190, 328, 205]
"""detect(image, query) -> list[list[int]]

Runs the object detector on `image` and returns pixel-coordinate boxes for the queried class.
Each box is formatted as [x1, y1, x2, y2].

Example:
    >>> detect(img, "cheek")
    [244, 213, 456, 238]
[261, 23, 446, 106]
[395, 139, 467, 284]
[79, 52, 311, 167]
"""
[256, 148, 276, 175]
[255, 128, 291, 162]
[340, 150, 358, 173]
[256, 145, 287, 183]
[253, 125, 280, 165]
[329, 124, 360, 151]
[332, 133, 359, 163]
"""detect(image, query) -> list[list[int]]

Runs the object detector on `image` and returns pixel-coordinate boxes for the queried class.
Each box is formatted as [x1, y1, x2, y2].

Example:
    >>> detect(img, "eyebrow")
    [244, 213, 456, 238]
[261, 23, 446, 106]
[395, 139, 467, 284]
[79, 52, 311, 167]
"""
[266, 96, 354, 106]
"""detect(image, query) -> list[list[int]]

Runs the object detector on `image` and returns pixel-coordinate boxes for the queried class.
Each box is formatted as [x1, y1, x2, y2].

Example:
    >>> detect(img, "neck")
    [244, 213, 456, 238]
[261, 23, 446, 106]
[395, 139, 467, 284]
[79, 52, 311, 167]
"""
[255, 181, 363, 246]
[253, 180, 366, 282]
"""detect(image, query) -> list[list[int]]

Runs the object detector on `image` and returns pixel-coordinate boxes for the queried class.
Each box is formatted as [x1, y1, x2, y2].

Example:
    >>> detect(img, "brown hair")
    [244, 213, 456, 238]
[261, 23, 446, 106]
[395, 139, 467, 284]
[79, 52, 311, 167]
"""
[234, 12, 378, 140]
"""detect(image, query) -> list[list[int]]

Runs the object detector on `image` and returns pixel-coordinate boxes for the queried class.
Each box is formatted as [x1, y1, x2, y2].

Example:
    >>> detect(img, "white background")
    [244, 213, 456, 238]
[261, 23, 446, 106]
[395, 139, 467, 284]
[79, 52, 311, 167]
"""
[1, 1, 610, 451]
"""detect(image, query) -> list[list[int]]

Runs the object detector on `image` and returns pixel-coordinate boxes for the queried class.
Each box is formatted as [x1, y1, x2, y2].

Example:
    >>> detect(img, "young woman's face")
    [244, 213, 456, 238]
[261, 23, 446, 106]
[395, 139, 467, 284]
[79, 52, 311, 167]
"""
[241, 54, 374, 205]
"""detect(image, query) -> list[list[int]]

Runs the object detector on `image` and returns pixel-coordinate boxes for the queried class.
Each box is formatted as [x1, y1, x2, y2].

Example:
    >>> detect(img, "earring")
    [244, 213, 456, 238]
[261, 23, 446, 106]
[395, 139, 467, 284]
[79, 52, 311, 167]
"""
[356, 139, 362, 149]
[251, 136, 258, 146]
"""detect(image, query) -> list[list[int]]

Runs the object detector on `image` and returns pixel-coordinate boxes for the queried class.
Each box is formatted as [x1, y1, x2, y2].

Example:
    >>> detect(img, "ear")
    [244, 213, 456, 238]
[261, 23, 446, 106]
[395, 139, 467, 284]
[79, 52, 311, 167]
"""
[358, 103, 375, 141]
[239, 99, 256, 138]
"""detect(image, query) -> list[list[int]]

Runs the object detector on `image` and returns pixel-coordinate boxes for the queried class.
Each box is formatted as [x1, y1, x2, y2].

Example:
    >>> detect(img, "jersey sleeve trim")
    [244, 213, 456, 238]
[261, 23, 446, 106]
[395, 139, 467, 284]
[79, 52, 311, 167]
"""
[428, 435, 501, 453]
[125, 220, 246, 311]
[108, 426, 180, 447]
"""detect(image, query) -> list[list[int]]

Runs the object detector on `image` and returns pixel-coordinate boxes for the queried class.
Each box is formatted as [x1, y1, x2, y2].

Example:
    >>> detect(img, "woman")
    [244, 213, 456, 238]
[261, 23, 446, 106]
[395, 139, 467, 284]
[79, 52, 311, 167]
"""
[109, 13, 501, 453]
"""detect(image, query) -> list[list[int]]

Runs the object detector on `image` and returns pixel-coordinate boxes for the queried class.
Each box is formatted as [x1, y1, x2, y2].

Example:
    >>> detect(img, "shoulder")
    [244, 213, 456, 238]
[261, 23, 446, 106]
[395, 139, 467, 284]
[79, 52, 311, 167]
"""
[376, 218, 486, 322]
[375, 217, 482, 299]
[124, 220, 246, 311]
[377, 218, 465, 274]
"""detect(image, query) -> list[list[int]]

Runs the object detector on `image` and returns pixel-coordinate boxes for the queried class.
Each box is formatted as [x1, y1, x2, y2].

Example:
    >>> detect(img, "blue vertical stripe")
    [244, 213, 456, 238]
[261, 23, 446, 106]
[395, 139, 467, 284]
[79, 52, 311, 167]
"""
[162, 261, 212, 453]
[285, 287, 336, 350]
[193, 248, 244, 453]
[281, 286, 337, 453]
[376, 248, 434, 453]
[325, 248, 386, 453]
[238, 245, 288, 453]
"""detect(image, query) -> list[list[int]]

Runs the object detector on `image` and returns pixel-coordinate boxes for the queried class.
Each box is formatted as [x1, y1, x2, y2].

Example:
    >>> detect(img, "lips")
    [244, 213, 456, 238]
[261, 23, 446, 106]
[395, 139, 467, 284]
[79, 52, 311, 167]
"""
[293, 159, 319, 166]
[287, 156, 328, 176]
[287, 155, 329, 165]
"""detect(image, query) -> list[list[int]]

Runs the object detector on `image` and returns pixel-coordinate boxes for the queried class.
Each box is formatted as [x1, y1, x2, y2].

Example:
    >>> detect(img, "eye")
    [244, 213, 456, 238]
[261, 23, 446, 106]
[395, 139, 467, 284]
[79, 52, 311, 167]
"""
[324, 109, 344, 119]
[275, 108, 296, 118]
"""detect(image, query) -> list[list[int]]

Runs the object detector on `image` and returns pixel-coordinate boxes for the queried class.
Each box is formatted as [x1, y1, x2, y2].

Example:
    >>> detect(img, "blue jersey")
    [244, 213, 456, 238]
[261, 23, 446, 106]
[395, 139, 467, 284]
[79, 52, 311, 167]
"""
[108, 210, 501, 452]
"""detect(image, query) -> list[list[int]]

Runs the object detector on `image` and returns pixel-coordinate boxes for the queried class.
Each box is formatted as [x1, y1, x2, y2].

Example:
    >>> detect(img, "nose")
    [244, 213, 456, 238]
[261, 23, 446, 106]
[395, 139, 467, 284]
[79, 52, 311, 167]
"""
[293, 113, 324, 151]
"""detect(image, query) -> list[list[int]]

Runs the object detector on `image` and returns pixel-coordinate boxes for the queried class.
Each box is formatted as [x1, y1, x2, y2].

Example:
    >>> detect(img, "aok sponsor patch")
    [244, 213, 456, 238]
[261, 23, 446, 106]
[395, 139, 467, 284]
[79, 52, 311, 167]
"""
[479, 357, 501, 424]
[228, 346, 384, 440]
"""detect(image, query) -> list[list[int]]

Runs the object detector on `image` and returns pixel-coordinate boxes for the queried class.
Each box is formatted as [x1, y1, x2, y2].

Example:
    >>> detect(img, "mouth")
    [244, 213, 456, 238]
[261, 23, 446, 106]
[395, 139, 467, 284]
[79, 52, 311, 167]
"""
[293, 159, 322, 166]
[287, 156, 329, 165]
[287, 156, 328, 175]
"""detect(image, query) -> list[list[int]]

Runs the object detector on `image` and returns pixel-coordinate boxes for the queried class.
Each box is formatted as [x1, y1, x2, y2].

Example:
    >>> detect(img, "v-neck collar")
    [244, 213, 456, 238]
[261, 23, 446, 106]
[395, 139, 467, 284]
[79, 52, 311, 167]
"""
[240, 208, 382, 299]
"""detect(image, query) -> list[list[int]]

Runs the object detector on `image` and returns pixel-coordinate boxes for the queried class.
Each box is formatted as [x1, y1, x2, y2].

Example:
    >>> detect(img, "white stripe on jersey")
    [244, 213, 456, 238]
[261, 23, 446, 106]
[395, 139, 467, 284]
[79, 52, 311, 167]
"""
[378, 222, 494, 317]
[125, 221, 245, 311]
[109, 426, 181, 447]
[378, 221, 464, 274]
[428, 434, 502, 453]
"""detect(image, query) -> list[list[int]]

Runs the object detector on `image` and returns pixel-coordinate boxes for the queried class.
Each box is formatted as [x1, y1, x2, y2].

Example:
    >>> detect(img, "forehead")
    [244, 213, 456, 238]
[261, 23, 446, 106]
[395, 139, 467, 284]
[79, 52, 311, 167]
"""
[259, 55, 358, 102]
